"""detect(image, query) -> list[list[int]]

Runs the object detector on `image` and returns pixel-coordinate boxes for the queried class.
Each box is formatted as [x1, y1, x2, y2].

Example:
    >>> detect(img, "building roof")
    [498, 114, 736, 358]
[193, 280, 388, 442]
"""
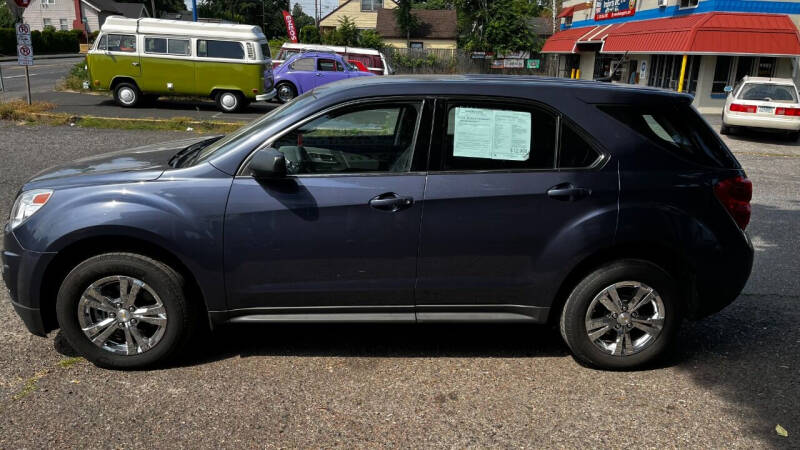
[543, 12, 800, 57]
[84, 0, 145, 16]
[375, 9, 457, 39]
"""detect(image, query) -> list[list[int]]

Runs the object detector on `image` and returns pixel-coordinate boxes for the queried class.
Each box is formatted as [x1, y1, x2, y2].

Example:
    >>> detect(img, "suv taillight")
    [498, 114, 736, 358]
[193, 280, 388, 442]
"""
[714, 176, 752, 230]
[730, 103, 756, 113]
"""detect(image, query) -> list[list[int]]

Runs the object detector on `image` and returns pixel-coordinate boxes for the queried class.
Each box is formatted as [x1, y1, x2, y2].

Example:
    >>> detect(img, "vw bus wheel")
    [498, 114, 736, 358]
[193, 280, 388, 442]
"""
[114, 82, 141, 108]
[276, 82, 296, 103]
[56, 253, 197, 369]
[216, 91, 243, 113]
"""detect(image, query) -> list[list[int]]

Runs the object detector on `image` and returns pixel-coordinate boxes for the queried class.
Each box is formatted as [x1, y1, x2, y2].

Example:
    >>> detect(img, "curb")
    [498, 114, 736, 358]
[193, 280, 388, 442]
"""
[0, 54, 84, 62]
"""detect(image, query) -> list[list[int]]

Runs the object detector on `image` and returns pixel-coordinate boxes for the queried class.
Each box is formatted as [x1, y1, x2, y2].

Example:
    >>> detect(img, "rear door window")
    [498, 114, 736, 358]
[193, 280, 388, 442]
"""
[439, 102, 557, 171]
[197, 40, 244, 59]
[318, 59, 337, 71]
[599, 104, 737, 168]
[290, 57, 316, 71]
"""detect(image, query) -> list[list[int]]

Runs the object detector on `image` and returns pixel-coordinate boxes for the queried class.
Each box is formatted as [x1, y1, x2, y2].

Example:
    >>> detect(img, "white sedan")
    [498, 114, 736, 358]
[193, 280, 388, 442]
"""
[721, 76, 800, 139]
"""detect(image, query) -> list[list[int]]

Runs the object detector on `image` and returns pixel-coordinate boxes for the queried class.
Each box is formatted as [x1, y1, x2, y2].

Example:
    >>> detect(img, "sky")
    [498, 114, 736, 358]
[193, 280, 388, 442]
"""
[184, 0, 340, 18]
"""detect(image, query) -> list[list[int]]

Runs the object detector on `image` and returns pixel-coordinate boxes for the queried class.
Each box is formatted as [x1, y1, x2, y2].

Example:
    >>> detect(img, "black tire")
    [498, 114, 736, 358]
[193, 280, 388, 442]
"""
[559, 259, 681, 370]
[215, 90, 244, 113]
[56, 253, 196, 369]
[275, 82, 296, 103]
[113, 82, 141, 108]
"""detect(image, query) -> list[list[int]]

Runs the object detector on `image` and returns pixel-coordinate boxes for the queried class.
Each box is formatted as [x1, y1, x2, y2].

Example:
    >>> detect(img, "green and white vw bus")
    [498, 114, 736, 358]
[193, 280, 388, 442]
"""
[87, 17, 275, 113]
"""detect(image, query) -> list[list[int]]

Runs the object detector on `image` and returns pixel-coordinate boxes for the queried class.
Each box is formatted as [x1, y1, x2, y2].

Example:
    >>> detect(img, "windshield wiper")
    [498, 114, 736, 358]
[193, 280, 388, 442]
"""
[169, 136, 224, 168]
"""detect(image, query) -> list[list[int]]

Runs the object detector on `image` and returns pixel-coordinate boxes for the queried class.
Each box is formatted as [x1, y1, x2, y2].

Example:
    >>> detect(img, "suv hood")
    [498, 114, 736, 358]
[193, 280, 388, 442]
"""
[23, 136, 213, 191]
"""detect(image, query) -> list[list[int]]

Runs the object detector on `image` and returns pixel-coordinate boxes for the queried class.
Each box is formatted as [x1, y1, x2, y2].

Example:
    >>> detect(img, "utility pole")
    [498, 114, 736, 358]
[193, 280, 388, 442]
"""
[150, 0, 156, 18]
[192, 0, 197, 21]
[552, 0, 557, 34]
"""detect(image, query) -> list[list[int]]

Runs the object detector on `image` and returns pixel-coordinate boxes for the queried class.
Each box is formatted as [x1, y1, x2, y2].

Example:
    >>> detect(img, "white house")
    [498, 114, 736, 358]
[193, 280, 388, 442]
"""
[23, 0, 149, 33]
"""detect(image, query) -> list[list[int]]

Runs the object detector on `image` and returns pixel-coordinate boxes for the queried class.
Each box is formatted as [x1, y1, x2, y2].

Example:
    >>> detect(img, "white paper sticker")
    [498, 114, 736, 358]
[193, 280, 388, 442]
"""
[452, 107, 531, 161]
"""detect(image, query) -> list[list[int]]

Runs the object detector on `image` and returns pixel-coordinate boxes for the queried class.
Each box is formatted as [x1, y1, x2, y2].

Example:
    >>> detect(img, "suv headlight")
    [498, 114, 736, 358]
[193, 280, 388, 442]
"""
[9, 189, 52, 229]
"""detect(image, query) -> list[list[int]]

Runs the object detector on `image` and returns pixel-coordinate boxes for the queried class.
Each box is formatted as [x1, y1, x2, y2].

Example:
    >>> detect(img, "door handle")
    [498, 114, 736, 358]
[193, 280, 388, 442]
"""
[315, 73, 321, 76]
[547, 183, 591, 201]
[132, 62, 140, 67]
[369, 193, 414, 212]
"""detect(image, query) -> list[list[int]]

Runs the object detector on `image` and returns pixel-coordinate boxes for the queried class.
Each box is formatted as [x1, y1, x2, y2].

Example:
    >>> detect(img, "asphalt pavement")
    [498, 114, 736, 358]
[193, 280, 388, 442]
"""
[0, 122, 798, 447]
[0, 57, 85, 99]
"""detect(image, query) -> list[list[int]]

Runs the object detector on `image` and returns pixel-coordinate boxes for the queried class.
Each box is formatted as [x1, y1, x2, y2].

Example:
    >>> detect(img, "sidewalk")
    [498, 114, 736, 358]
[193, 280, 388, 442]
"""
[0, 53, 84, 62]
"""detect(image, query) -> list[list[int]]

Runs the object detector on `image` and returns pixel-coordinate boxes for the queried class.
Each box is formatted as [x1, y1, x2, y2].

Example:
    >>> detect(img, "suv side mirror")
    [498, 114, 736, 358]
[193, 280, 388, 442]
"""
[723, 85, 733, 93]
[250, 148, 286, 179]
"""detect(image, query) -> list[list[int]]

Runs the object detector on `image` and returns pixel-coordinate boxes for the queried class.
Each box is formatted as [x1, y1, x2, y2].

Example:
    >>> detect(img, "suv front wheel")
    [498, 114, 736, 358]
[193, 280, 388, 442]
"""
[56, 253, 196, 369]
[559, 260, 681, 370]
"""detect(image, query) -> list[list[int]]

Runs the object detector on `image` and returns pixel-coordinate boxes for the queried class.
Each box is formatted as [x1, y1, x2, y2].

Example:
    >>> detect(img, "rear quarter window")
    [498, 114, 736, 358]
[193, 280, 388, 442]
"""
[598, 104, 738, 168]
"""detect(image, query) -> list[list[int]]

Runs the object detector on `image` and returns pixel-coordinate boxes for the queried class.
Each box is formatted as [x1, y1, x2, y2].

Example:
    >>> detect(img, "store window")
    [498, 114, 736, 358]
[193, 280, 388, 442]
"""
[757, 57, 776, 77]
[680, 0, 699, 8]
[711, 56, 732, 94]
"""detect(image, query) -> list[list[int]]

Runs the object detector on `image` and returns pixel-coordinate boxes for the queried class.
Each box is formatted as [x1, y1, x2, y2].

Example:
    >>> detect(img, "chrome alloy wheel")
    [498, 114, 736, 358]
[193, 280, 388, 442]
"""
[118, 87, 136, 105]
[277, 84, 295, 102]
[584, 281, 665, 357]
[77, 276, 167, 356]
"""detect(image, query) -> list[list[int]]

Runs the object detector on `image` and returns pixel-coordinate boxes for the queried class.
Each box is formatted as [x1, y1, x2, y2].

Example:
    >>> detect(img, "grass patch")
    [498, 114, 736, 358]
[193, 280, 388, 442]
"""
[59, 61, 89, 92]
[0, 101, 240, 133]
[0, 100, 57, 121]
[57, 357, 84, 369]
[13, 369, 49, 400]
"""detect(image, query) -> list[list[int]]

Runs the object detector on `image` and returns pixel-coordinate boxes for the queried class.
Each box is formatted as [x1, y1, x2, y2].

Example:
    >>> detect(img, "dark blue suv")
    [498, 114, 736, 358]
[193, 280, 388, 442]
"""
[2, 76, 753, 369]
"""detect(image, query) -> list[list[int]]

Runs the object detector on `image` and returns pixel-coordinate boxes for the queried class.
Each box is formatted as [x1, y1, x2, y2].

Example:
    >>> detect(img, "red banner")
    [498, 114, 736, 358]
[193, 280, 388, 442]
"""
[282, 10, 298, 43]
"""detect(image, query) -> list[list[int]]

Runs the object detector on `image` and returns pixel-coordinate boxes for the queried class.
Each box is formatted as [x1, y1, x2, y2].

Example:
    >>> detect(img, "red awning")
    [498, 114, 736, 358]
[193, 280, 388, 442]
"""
[603, 12, 800, 56]
[556, 6, 575, 19]
[541, 12, 800, 56]
[540, 25, 597, 53]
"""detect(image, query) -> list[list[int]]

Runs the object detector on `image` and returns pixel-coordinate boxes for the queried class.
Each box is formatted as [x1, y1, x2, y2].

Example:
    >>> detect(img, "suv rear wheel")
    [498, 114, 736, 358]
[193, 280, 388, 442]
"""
[559, 260, 681, 370]
[56, 253, 196, 369]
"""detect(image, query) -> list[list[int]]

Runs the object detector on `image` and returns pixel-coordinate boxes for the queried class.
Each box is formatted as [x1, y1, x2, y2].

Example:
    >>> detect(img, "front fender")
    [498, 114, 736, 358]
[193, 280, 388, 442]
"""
[13, 172, 233, 311]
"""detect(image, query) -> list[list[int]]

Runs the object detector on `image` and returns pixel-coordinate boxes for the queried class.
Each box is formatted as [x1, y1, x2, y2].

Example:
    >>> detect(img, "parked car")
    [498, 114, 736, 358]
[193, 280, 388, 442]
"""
[721, 76, 800, 139]
[87, 17, 276, 113]
[3, 76, 753, 370]
[348, 60, 370, 72]
[273, 51, 374, 103]
[274, 42, 392, 75]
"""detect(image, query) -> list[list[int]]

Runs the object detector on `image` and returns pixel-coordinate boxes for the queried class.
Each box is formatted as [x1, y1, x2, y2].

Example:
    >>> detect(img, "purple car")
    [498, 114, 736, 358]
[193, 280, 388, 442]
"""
[273, 51, 375, 103]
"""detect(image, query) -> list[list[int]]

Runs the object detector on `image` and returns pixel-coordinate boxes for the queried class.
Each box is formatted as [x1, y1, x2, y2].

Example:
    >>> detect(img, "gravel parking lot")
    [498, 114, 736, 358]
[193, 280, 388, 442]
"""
[0, 120, 798, 448]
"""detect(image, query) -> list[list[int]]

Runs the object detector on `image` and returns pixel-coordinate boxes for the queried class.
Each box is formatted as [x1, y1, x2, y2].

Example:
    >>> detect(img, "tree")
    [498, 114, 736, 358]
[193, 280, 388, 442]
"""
[0, 4, 15, 28]
[359, 29, 384, 51]
[299, 24, 320, 44]
[117, 0, 185, 17]
[197, 0, 290, 39]
[291, 3, 315, 30]
[333, 16, 359, 46]
[456, 0, 540, 53]
[412, 0, 455, 9]
[394, 0, 420, 45]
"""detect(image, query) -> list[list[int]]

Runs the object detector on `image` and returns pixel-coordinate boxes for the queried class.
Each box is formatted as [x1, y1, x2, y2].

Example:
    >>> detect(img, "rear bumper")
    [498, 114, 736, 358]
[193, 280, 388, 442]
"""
[724, 112, 800, 131]
[256, 89, 277, 101]
[688, 230, 754, 319]
[2, 225, 54, 337]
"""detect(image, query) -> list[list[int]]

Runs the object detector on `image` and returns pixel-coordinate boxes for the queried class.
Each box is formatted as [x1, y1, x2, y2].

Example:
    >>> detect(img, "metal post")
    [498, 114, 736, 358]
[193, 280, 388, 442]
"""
[192, 0, 198, 21]
[24, 65, 31, 105]
[576, 68, 581, 79]
[677, 54, 688, 92]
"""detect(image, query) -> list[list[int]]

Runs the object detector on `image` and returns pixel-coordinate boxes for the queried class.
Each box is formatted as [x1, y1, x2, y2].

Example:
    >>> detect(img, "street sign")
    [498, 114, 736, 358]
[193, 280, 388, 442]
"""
[16, 22, 33, 66]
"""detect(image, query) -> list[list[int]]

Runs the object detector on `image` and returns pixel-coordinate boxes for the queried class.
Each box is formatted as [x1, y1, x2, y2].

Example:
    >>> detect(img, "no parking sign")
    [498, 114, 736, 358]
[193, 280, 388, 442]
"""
[16, 22, 33, 65]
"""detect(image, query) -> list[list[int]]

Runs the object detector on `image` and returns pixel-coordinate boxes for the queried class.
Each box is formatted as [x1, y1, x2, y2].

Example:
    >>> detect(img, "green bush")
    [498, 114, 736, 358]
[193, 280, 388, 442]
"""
[299, 25, 320, 44]
[0, 27, 82, 56]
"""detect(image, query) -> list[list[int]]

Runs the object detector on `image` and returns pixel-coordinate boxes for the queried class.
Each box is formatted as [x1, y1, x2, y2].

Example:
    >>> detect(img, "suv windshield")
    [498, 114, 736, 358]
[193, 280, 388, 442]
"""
[192, 92, 321, 165]
[738, 83, 797, 102]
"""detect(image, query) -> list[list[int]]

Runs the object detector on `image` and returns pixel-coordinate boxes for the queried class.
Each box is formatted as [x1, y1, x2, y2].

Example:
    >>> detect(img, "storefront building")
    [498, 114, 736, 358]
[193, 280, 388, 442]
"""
[542, 0, 800, 113]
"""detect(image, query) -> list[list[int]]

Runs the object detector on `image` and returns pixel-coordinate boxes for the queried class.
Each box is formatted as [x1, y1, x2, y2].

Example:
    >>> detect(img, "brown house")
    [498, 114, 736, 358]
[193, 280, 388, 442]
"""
[376, 8, 458, 50]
